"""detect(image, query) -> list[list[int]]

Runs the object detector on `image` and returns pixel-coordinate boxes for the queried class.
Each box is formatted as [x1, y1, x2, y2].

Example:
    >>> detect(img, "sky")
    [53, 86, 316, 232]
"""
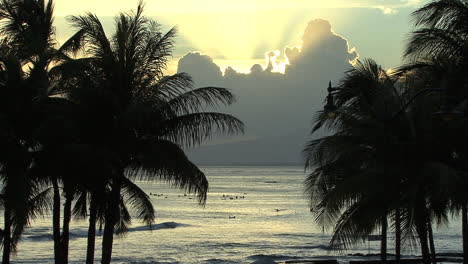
[53, 0, 430, 164]
[54, 0, 427, 72]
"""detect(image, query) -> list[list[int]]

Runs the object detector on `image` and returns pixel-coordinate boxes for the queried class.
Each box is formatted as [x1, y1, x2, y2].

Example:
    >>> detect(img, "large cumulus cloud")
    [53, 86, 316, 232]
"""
[179, 19, 358, 164]
[285, 19, 358, 76]
[178, 52, 224, 84]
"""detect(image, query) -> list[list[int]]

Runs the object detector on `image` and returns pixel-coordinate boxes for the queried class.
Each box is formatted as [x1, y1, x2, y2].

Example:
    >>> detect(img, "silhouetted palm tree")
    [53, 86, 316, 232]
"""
[0, 40, 34, 264]
[36, 142, 155, 264]
[304, 59, 405, 262]
[405, 2, 468, 262]
[65, 2, 244, 263]
[0, 0, 88, 263]
[0, 34, 57, 264]
[304, 59, 457, 264]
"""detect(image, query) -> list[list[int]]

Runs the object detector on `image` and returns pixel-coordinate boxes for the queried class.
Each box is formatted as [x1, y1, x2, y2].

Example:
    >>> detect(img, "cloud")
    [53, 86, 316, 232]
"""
[177, 52, 223, 84]
[285, 19, 359, 75]
[178, 19, 359, 164]
[377, 6, 398, 15]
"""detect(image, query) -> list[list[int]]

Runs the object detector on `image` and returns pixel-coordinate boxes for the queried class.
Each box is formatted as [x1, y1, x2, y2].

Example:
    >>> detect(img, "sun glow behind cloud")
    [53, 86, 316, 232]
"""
[159, 10, 304, 64]
[53, 0, 420, 75]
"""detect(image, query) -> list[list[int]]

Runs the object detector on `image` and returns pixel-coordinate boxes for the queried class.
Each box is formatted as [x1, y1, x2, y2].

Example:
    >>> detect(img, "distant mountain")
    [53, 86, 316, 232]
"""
[187, 129, 312, 165]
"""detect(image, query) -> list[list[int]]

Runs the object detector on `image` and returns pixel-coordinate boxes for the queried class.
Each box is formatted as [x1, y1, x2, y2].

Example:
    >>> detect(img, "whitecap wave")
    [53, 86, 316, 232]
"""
[128, 221, 190, 232]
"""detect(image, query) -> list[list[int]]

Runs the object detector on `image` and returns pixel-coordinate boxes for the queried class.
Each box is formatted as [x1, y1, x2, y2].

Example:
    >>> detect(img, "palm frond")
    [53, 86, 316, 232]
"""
[9, 185, 53, 246]
[57, 28, 86, 56]
[68, 13, 114, 64]
[0, 0, 56, 60]
[149, 73, 193, 100]
[412, 0, 468, 31]
[114, 198, 131, 237]
[121, 177, 155, 226]
[134, 25, 177, 86]
[405, 28, 465, 61]
[328, 200, 381, 250]
[25, 186, 53, 220]
[163, 87, 236, 114]
[127, 139, 208, 204]
[72, 191, 88, 219]
[159, 112, 244, 148]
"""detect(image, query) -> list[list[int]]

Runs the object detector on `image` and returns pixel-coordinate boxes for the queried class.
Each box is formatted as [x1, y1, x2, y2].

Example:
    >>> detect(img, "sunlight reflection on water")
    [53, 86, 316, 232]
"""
[13, 166, 463, 264]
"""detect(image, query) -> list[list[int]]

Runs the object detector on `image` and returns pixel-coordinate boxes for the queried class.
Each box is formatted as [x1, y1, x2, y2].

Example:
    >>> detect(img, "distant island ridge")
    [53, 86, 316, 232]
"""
[187, 129, 312, 165]
[194, 162, 303, 166]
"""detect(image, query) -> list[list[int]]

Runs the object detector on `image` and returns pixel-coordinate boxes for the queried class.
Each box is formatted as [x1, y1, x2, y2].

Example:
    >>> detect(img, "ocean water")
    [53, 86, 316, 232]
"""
[13, 166, 463, 264]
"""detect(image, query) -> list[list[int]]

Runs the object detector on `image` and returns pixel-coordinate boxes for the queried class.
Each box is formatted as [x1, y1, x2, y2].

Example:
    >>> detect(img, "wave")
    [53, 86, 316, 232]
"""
[248, 254, 300, 262]
[278, 170, 302, 173]
[212, 242, 246, 248]
[123, 260, 180, 264]
[197, 241, 274, 250]
[248, 254, 340, 264]
[128, 221, 190, 231]
[204, 259, 239, 264]
[286, 245, 332, 250]
[435, 234, 462, 240]
[25, 234, 53, 241]
[251, 259, 278, 264]
[112, 256, 180, 264]
[25, 221, 188, 242]
[275, 233, 328, 239]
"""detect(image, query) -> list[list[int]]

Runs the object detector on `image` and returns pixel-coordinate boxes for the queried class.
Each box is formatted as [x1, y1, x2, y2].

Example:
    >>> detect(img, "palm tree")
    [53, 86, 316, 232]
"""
[304, 59, 406, 261]
[32, 142, 113, 264]
[0, 34, 59, 264]
[64, 2, 244, 263]
[0, 32, 37, 264]
[304, 58, 458, 264]
[405, 2, 468, 260]
[0, 1, 88, 263]
[31, 102, 157, 264]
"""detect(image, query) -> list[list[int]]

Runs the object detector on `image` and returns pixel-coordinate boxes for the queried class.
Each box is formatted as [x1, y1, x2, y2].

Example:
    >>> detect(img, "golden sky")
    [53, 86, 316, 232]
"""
[53, 0, 423, 16]
[53, 0, 427, 74]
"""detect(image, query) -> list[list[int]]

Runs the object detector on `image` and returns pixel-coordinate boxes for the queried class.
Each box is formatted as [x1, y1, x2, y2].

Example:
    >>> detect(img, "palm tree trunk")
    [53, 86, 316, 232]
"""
[381, 214, 387, 263]
[395, 208, 401, 264]
[416, 218, 431, 264]
[101, 179, 121, 264]
[52, 179, 62, 264]
[428, 221, 436, 264]
[462, 205, 468, 264]
[101, 214, 115, 264]
[61, 194, 73, 264]
[2, 208, 11, 264]
[86, 196, 98, 264]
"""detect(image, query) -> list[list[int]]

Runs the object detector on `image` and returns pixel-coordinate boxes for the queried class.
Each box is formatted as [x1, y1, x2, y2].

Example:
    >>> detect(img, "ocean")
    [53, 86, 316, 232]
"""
[13, 166, 463, 263]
